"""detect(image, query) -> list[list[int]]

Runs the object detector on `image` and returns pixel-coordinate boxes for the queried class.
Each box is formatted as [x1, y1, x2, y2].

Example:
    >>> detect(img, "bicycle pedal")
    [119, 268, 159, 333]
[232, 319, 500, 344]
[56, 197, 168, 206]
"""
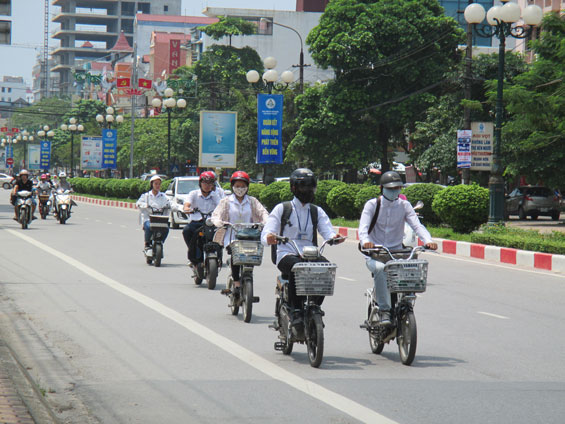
[268, 321, 280, 330]
[274, 342, 284, 351]
[252, 296, 260, 303]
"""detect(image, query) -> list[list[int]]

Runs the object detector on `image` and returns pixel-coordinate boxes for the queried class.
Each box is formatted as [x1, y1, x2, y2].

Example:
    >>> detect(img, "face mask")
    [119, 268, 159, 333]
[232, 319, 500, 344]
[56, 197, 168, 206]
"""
[383, 187, 401, 201]
[233, 186, 248, 198]
[295, 187, 316, 204]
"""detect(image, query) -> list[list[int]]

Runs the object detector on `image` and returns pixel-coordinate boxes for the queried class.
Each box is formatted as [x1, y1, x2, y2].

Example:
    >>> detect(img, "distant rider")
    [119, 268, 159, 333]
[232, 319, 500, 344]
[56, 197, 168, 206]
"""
[136, 175, 171, 256]
[11, 169, 36, 220]
[53, 172, 72, 216]
[358, 171, 438, 325]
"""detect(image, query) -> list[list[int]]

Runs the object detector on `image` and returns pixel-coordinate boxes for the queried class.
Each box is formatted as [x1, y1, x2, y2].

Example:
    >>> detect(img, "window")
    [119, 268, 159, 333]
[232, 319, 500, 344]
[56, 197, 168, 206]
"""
[439, 0, 492, 47]
[7, 87, 10, 92]
[0, 0, 11, 16]
[0, 20, 10, 45]
[164, 5, 168, 12]
[1, 87, 4, 92]
[138, 3, 150, 14]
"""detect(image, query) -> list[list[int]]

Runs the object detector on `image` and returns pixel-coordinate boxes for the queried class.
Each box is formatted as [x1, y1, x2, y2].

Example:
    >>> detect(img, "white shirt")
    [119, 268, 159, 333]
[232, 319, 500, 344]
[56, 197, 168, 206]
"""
[136, 190, 171, 225]
[186, 189, 221, 221]
[358, 196, 432, 251]
[261, 197, 336, 264]
[221, 194, 252, 246]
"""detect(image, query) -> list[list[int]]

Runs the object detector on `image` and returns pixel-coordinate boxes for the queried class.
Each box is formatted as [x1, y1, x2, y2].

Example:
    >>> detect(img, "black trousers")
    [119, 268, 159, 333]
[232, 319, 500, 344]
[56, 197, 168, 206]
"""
[277, 254, 328, 309]
[226, 246, 240, 281]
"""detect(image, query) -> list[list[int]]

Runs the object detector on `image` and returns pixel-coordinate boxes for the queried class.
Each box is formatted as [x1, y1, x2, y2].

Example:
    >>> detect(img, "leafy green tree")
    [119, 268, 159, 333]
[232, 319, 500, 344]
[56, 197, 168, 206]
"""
[200, 16, 256, 46]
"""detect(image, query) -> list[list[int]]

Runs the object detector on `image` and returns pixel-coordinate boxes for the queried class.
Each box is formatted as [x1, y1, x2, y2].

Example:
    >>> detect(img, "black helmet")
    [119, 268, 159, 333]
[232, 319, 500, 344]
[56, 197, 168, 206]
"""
[380, 171, 403, 188]
[289, 168, 317, 189]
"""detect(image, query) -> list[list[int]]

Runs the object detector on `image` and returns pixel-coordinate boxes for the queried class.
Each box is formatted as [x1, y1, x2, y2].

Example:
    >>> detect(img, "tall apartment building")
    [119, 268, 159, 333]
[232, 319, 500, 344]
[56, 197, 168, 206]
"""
[51, 0, 181, 94]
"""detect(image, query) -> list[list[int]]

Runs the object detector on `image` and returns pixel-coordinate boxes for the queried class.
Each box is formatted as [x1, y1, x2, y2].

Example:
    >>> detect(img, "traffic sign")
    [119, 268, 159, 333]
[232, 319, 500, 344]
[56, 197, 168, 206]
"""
[6, 157, 14, 165]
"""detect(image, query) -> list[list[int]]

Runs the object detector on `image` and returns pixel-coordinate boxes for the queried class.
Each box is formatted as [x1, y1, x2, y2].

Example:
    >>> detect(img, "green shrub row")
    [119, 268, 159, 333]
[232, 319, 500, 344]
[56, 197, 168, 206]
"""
[470, 226, 565, 255]
[69, 177, 171, 199]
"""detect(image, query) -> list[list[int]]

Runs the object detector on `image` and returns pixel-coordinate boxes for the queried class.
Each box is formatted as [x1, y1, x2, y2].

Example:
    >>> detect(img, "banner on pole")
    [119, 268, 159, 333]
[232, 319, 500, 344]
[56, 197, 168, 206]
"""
[470, 122, 494, 171]
[40, 140, 51, 169]
[28, 145, 41, 170]
[457, 130, 472, 169]
[102, 129, 117, 169]
[199, 111, 237, 168]
[81, 136, 103, 170]
[256, 94, 283, 164]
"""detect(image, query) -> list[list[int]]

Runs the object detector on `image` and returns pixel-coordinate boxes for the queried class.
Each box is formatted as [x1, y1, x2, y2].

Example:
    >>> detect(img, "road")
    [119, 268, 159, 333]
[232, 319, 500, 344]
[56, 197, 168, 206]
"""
[1, 190, 564, 424]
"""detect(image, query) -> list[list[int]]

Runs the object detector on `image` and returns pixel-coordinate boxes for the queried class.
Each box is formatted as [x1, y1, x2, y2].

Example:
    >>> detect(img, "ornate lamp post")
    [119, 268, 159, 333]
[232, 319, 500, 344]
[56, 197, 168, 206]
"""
[464, 0, 542, 223]
[246, 56, 295, 94]
[151, 87, 187, 176]
[96, 106, 124, 129]
[37, 126, 55, 171]
[60, 119, 84, 177]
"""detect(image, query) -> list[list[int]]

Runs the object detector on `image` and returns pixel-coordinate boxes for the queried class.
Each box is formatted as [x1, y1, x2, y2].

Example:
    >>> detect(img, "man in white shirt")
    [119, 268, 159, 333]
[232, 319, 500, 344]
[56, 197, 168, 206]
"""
[358, 171, 438, 325]
[262, 168, 344, 311]
[136, 175, 171, 255]
[182, 171, 222, 263]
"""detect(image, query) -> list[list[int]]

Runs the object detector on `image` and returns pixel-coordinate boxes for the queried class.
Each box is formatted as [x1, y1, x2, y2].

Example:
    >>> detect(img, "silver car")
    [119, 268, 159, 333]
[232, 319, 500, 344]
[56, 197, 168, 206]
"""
[505, 186, 560, 220]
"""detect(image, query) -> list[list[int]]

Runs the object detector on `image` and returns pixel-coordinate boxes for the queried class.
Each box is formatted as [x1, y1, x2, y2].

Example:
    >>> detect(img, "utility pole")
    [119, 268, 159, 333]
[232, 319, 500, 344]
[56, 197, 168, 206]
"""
[129, 2, 138, 179]
[462, 0, 474, 185]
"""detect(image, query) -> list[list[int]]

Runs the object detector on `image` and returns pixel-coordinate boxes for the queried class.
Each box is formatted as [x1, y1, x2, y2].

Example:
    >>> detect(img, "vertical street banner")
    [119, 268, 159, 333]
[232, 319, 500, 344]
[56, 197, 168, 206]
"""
[102, 129, 117, 169]
[3, 145, 12, 167]
[470, 122, 494, 171]
[256, 93, 283, 164]
[40, 140, 51, 169]
[199, 111, 237, 168]
[81, 136, 103, 170]
[170, 39, 181, 74]
[28, 144, 41, 170]
[457, 130, 472, 168]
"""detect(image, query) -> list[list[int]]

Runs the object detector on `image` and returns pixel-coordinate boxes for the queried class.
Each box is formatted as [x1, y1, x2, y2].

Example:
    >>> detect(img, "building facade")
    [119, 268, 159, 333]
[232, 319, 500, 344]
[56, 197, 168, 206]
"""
[51, 0, 181, 94]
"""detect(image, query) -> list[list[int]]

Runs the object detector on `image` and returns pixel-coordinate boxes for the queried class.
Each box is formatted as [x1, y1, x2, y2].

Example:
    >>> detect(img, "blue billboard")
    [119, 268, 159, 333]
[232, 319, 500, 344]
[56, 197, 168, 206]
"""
[256, 94, 283, 164]
[102, 129, 117, 169]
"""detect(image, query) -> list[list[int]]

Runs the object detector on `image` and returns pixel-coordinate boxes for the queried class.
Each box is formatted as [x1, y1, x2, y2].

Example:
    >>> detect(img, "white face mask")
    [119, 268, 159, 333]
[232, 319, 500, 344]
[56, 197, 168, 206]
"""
[383, 187, 401, 201]
[233, 186, 248, 198]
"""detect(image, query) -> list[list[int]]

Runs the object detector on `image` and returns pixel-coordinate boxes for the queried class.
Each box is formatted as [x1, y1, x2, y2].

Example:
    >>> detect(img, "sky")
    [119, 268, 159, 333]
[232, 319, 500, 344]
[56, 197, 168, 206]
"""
[0, 0, 297, 86]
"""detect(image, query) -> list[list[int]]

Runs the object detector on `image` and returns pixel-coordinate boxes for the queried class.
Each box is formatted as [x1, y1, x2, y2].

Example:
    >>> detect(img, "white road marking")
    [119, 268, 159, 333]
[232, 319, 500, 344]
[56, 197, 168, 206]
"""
[107, 222, 113, 225]
[338, 276, 356, 282]
[120, 225, 127, 228]
[6, 228, 397, 424]
[478, 311, 510, 320]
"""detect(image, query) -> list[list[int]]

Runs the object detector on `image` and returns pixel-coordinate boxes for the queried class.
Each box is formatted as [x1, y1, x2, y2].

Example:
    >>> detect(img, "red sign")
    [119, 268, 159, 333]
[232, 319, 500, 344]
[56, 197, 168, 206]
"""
[11, 128, 19, 133]
[6, 158, 14, 165]
[138, 78, 152, 89]
[117, 77, 131, 88]
[1, 127, 7, 132]
[170, 39, 181, 74]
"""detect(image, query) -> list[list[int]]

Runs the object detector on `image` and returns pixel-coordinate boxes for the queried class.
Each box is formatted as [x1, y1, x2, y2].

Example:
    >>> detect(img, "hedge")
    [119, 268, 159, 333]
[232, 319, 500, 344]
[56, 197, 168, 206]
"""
[354, 185, 381, 214]
[471, 226, 565, 255]
[402, 183, 444, 225]
[315, 180, 346, 218]
[259, 181, 289, 211]
[327, 184, 362, 219]
[432, 184, 489, 233]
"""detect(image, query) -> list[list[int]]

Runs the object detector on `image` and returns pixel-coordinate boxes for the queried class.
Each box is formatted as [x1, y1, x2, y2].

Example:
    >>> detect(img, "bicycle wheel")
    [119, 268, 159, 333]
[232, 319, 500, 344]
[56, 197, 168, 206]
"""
[368, 305, 384, 354]
[398, 311, 417, 366]
[306, 313, 324, 368]
[228, 277, 239, 316]
[154, 243, 162, 267]
[242, 277, 253, 323]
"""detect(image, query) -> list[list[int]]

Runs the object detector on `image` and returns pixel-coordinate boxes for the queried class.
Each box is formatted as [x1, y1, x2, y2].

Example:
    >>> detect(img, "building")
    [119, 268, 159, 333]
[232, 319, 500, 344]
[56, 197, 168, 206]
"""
[202, 1, 334, 84]
[51, 0, 181, 94]
[149, 32, 191, 81]
[0, 76, 31, 104]
[0, 0, 11, 45]
[31, 54, 60, 102]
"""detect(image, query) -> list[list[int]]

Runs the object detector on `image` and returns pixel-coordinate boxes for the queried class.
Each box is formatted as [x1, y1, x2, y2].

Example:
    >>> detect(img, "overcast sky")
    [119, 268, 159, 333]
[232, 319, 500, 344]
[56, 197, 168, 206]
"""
[0, 0, 297, 86]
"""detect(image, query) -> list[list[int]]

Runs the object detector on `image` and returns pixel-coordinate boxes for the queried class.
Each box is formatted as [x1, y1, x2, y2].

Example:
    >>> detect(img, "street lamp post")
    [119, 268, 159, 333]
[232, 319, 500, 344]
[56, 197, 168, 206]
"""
[464, 0, 542, 223]
[151, 88, 187, 177]
[1, 135, 17, 174]
[17, 131, 34, 169]
[246, 56, 295, 94]
[60, 120, 84, 177]
[37, 126, 55, 171]
[96, 106, 124, 130]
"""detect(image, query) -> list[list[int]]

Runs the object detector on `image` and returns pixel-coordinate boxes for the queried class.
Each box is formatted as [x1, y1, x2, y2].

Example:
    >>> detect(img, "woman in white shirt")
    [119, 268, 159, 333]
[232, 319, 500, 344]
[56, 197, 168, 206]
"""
[212, 171, 268, 294]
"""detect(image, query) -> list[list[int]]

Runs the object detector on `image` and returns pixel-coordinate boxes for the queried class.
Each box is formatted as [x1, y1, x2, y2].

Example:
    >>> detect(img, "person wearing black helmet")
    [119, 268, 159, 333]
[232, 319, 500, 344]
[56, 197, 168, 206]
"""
[358, 170, 437, 325]
[262, 168, 344, 317]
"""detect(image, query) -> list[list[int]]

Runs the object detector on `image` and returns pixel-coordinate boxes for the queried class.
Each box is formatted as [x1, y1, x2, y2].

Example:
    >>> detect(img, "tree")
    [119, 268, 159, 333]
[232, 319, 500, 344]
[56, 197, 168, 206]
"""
[291, 0, 463, 177]
[199, 16, 256, 46]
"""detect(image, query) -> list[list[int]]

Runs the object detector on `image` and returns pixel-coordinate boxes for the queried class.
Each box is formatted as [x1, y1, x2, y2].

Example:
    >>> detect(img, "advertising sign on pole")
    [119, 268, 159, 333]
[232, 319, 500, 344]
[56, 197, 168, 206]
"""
[170, 39, 181, 74]
[81, 136, 103, 170]
[256, 94, 283, 164]
[27, 144, 41, 170]
[40, 140, 51, 169]
[199, 111, 237, 168]
[102, 129, 117, 169]
[457, 130, 472, 169]
[470, 122, 494, 171]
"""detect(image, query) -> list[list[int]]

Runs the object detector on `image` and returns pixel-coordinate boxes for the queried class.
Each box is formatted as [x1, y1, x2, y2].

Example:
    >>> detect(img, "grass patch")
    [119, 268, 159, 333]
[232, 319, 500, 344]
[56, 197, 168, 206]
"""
[331, 218, 359, 228]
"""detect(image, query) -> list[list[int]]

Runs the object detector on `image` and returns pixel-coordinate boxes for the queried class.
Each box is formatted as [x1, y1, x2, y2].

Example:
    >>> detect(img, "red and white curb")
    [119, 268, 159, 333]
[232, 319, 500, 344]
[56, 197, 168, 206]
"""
[334, 226, 565, 274]
[72, 195, 138, 210]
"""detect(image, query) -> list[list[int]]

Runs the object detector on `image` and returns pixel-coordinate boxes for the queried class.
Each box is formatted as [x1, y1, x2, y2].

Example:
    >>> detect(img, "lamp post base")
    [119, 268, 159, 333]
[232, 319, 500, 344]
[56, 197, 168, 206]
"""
[488, 173, 505, 224]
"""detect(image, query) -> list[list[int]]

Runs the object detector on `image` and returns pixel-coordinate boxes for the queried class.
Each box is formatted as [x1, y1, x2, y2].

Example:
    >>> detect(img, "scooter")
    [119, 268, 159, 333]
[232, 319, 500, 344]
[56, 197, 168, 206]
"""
[15, 190, 34, 229]
[37, 187, 51, 219]
[145, 206, 170, 267]
[187, 209, 222, 290]
[54, 188, 74, 224]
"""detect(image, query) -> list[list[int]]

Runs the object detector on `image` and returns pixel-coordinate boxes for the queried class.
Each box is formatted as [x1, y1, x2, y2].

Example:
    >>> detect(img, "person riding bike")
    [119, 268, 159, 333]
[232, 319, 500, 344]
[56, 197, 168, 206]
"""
[358, 170, 438, 325]
[211, 171, 269, 295]
[37, 174, 51, 191]
[262, 168, 344, 321]
[53, 172, 72, 216]
[136, 175, 171, 256]
[182, 171, 223, 263]
[11, 169, 36, 220]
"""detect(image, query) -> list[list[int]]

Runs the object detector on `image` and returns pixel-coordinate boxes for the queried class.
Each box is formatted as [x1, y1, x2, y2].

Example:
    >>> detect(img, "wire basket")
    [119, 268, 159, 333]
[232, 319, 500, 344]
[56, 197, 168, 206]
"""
[385, 259, 428, 293]
[149, 214, 169, 229]
[292, 262, 337, 296]
[230, 240, 264, 266]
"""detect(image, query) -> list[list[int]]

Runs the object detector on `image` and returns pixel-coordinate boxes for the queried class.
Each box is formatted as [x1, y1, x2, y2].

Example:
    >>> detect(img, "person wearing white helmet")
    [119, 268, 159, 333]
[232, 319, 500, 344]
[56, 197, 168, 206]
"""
[136, 175, 171, 255]
[53, 171, 73, 217]
[11, 169, 36, 220]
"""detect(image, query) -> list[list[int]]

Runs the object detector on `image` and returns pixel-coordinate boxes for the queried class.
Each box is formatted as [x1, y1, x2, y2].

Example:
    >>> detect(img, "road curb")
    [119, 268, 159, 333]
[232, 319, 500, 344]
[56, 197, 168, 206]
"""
[333, 226, 565, 274]
[72, 195, 137, 209]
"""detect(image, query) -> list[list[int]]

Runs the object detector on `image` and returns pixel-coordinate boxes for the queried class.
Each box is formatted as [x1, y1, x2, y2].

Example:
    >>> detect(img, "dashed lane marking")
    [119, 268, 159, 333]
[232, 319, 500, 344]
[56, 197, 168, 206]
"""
[478, 311, 510, 320]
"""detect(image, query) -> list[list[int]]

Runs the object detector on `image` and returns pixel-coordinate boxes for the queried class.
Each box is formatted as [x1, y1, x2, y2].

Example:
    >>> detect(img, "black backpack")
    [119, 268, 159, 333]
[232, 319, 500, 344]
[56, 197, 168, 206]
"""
[271, 201, 318, 264]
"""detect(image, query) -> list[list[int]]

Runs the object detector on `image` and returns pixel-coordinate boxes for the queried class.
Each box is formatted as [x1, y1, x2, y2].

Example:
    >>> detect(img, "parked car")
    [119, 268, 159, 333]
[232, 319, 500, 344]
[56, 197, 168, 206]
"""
[0, 172, 15, 189]
[165, 176, 223, 229]
[140, 173, 167, 181]
[505, 186, 561, 220]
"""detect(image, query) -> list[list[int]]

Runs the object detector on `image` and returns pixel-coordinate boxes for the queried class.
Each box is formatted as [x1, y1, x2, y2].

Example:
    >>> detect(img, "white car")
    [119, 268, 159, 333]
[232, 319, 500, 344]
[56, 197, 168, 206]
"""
[1, 172, 15, 189]
[165, 176, 224, 228]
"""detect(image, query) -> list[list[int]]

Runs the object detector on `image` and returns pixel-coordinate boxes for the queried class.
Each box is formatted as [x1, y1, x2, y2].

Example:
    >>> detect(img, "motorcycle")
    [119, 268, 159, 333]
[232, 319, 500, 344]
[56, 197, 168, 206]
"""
[54, 189, 74, 224]
[403, 200, 424, 247]
[15, 190, 34, 229]
[360, 245, 429, 366]
[145, 206, 170, 267]
[222, 222, 264, 323]
[187, 209, 222, 290]
[270, 236, 343, 368]
[37, 187, 51, 219]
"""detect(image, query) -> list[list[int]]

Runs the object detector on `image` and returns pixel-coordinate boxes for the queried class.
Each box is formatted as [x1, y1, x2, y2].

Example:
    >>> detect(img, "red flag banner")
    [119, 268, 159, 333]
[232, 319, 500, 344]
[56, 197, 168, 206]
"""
[138, 78, 153, 89]
[117, 77, 131, 88]
[169, 39, 181, 74]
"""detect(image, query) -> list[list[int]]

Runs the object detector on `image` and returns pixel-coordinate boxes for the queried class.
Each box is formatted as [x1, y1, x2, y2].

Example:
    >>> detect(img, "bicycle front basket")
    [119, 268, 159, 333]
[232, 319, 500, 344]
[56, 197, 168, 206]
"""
[149, 214, 169, 229]
[385, 259, 428, 293]
[292, 262, 337, 296]
[230, 240, 264, 266]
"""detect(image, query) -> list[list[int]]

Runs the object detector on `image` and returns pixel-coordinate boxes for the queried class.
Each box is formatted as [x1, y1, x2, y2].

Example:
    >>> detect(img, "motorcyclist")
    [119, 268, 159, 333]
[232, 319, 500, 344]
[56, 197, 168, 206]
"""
[262, 168, 344, 319]
[37, 174, 51, 191]
[53, 172, 72, 216]
[358, 170, 438, 325]
[11, 169, 36, 220]
[136, 175, 171, 256]
[211, 171, 269, 295]
[182, 171, 222, 263]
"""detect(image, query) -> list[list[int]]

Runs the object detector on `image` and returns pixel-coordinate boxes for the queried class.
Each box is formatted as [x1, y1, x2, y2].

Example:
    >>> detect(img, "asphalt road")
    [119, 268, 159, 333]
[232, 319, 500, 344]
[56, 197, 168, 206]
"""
[1, 190, 564, 424]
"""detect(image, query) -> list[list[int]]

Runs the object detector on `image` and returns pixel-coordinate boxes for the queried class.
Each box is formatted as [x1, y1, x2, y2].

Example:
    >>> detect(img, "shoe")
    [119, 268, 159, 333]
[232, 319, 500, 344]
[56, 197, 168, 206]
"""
[233, 286, 240, 297]
[291, 310, 303, 327]
[32, 215, 37, 220]
[380, 311, 391, 326]
[13, 217, 17, 221]
[144, 247, 153, 257]
[220, 288, 231, 295]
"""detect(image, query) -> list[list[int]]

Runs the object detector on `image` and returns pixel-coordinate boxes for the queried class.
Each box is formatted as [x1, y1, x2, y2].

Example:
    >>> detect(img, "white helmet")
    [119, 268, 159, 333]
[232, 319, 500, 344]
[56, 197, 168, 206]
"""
[150, 175, 162, 188]
[20, 169, 29, 176]
[59, 172, 67, 178]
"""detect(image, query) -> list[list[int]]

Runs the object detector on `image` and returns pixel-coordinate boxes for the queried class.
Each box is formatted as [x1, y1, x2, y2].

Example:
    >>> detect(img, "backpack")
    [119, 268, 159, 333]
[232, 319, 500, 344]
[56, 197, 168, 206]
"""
[271, 201, 318, 264]
[359, 196, 381, 256]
